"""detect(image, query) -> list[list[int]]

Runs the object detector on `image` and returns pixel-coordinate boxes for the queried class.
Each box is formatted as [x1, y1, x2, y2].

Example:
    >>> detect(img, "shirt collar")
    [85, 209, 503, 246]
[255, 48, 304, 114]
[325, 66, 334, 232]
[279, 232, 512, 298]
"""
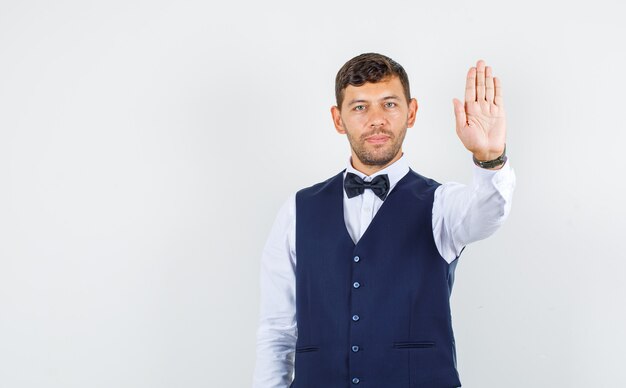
[344, 152, 410, 191]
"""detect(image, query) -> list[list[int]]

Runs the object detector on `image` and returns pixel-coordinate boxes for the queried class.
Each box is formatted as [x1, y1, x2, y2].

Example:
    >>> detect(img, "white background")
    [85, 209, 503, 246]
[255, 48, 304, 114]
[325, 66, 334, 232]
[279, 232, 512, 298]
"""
[1, 0, 625, 387]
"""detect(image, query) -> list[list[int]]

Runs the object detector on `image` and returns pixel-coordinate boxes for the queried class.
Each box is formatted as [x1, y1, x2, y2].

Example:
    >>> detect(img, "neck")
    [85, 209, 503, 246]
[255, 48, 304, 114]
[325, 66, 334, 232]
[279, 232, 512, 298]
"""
[351, 150, 403, 176]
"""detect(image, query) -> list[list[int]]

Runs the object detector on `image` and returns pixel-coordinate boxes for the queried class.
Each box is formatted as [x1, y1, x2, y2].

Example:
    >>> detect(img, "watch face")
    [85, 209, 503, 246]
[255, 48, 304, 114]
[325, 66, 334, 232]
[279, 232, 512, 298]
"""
[488, 155, 507, 168]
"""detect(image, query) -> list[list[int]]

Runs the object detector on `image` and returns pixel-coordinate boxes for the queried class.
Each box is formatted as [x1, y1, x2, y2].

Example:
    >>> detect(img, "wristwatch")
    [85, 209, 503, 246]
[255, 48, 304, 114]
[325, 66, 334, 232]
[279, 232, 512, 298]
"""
[473, 145, 507, 169]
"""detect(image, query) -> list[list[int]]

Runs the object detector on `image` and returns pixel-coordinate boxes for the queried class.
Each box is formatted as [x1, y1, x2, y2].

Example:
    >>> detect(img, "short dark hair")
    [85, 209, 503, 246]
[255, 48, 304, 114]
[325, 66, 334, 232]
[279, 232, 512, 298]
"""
[335, 53, 411, 109]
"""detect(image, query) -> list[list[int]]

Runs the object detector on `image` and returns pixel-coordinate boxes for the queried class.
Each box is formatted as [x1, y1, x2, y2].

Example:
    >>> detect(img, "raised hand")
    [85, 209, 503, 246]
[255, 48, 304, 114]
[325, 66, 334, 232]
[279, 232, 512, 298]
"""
[452, 59, 506, 162]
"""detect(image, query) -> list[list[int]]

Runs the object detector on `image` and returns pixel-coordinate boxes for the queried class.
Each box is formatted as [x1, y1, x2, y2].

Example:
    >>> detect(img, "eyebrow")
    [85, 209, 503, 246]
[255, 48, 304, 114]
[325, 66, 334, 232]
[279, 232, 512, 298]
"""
[347, 95, 401, 106]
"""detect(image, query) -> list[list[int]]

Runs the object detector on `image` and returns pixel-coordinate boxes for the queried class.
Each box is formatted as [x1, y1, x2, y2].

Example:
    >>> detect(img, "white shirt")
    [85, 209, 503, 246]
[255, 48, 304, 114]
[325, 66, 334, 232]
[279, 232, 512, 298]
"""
[252, 153, 516, 387]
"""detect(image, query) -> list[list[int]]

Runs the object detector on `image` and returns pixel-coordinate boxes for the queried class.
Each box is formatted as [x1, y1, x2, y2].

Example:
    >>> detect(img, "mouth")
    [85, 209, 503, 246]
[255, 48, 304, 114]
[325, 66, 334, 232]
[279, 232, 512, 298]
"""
[365, 135, 390, 144]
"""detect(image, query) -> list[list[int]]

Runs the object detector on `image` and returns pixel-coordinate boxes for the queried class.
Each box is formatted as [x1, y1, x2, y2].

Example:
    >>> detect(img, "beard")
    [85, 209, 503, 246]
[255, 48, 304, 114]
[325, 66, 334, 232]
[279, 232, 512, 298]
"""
[345, 126, 407, 167]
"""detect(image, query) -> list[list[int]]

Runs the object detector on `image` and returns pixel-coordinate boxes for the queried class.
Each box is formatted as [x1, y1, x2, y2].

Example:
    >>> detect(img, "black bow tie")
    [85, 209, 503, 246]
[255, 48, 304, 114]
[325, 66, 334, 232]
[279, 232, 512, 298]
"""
[344, 172, 390, 201]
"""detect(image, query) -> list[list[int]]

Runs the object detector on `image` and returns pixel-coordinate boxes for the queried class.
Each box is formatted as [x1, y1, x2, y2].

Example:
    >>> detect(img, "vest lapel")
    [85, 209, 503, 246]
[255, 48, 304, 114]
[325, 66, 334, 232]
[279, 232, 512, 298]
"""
[333, 169, 413, 249]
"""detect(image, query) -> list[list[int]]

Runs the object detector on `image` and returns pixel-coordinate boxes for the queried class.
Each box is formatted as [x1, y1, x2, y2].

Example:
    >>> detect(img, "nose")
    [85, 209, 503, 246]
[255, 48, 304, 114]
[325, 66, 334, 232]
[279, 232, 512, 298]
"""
[368, 106, 386, 128]
[370, 119, 384, 128]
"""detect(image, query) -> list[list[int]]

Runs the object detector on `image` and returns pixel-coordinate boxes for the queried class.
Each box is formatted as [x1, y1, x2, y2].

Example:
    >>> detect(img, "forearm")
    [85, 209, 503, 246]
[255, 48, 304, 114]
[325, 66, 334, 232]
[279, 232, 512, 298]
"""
[434, 161, 516, 261]
[253, 258, 297, 387]
[252, 195, 298, 388]
[253, 317, 297, 387]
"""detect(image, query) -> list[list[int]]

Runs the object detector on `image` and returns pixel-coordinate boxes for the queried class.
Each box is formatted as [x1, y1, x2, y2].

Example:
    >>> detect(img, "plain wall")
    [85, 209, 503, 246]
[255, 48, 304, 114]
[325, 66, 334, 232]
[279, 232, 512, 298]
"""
[1, 0, 624, 387]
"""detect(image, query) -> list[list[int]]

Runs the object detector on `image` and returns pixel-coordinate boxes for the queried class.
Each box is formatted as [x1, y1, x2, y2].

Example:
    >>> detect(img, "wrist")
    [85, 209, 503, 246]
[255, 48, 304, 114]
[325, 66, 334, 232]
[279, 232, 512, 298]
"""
[473, 147, 505, 162]
[473, 145, 507, 169]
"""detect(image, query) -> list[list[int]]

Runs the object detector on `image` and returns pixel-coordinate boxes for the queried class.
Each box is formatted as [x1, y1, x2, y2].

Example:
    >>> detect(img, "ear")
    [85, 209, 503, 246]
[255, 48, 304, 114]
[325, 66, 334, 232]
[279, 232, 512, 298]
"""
[331, 106, 346, 134]
[406, 98, 418, 128]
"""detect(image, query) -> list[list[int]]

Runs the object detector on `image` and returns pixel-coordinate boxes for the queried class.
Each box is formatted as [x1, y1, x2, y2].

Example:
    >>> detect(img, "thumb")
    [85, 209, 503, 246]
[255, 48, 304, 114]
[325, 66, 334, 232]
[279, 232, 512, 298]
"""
[452, 98, 466, 129]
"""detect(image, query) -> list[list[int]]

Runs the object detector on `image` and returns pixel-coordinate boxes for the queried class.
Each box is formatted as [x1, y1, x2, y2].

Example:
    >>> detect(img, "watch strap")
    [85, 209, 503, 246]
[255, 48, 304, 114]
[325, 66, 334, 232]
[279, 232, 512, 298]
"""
[473, 145, 507, 169]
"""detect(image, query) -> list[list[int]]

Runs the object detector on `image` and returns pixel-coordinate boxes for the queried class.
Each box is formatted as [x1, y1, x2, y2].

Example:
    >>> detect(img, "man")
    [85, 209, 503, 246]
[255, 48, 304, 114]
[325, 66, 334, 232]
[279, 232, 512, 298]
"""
[253, 53, 515, 387]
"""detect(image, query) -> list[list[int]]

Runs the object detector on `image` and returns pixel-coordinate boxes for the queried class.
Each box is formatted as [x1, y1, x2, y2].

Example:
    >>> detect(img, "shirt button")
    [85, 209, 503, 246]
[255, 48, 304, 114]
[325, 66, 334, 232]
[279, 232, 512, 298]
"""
[352, 377, 360, 384]
[352, 314, 360, 322]
[351, 345, 360, 352]
[353, 256, 360, 262]
[353, 281, 361, 289]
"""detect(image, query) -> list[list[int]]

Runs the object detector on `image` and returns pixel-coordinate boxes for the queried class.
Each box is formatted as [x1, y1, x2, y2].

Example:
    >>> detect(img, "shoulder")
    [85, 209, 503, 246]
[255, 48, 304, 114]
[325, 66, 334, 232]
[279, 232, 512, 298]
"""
[403, 169, 442, 194]
[296, 169, 345, 200]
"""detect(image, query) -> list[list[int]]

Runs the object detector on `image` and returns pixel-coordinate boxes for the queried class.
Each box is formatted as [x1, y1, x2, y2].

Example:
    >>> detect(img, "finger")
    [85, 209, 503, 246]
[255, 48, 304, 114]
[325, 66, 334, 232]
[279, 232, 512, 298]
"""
[476, 60, 485, 101]
[464, 67, 476, 102]
[494, 77, 504, 107]
[452, 98, 467, 129]
[485, 66, 494, 103]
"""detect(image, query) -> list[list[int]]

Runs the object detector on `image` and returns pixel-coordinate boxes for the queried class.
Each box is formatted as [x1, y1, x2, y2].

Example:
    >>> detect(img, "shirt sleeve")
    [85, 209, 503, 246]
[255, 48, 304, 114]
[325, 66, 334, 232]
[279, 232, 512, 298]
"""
[432, 161, 516, 264]
[252, 194, 298, 388]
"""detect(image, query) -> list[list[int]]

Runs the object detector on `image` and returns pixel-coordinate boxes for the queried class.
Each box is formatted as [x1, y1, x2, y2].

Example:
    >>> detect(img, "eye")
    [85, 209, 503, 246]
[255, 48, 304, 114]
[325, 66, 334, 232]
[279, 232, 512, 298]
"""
[384, 102, 397, 108]
[354, 105, 366, 111]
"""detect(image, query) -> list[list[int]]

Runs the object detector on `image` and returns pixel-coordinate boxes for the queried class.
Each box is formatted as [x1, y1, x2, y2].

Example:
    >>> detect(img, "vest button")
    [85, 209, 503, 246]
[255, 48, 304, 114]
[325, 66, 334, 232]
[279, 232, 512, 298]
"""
[352, 377, 360, 384]
[353, 281, 361, 289]
[353, 256, 360, 262]
[352, 314, 360, 322]
[351, 345, 360, 352]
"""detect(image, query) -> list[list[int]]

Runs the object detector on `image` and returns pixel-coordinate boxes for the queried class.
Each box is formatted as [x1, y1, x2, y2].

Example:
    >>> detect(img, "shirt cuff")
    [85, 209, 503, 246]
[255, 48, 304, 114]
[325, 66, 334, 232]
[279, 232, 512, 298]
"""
[472, 159, 514, 190]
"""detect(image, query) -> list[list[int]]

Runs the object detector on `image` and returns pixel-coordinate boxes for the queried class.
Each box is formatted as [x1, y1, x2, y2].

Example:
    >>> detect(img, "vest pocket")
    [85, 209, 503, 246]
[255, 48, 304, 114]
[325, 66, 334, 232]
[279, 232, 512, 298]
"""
[292, 346, 320, 387]
[295, 345, 319, 353]
[393, 341, 435, 349]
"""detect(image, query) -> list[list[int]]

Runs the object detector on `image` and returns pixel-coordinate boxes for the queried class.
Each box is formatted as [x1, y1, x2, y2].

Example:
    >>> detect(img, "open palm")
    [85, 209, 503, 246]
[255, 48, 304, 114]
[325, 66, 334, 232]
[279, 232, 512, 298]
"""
[452, 60, 506, 161]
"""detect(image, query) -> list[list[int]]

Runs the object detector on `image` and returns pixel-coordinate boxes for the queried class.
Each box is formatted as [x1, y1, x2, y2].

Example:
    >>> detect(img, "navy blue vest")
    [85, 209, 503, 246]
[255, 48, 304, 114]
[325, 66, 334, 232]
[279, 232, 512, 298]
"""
[292, 169, 462, 388]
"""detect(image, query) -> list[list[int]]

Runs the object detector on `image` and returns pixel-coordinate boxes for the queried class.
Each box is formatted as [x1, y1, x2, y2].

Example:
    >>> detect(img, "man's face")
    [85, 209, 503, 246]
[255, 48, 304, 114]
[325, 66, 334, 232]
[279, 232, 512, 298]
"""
[331, 76, 418, 168]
